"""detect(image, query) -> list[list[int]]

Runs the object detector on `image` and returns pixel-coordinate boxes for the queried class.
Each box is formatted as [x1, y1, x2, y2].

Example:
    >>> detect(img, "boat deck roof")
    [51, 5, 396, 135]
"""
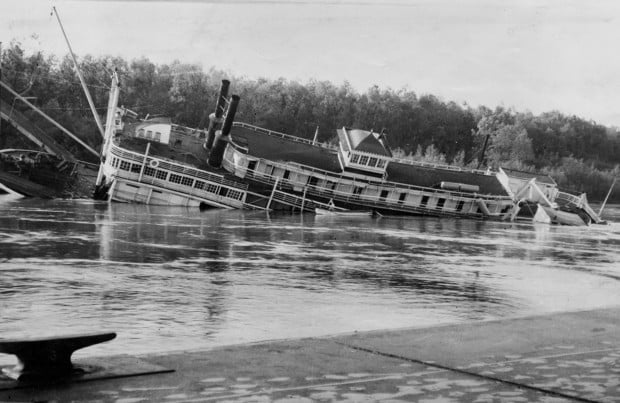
[231, 125, 509, 196]
[118, 136, 211, 170]
[231, 126, 342, 172]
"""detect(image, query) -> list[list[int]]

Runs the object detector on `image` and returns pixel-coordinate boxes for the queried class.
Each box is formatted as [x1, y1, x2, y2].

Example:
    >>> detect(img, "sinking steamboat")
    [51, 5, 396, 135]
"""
[94, 76, 603, 225]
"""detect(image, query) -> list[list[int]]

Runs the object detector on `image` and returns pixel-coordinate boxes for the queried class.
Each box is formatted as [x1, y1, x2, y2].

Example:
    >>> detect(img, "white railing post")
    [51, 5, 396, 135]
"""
[138, 142, 150, 182]
[266, 176, 280, 210]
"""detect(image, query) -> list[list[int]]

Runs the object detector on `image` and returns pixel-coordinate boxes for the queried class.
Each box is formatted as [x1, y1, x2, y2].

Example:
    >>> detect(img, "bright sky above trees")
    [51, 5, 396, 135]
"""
[2, 0, 620, 126]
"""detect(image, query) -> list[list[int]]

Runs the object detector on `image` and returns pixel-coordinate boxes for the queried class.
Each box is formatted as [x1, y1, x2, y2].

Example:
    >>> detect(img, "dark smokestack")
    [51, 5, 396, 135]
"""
[208, 95, 241, 168]
[221, 95, 239, 136]
[204, 79, 230, 147]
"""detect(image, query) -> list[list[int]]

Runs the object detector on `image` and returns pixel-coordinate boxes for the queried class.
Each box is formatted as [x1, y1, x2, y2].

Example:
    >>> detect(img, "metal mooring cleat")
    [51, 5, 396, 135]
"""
[0, 332, 116, 381]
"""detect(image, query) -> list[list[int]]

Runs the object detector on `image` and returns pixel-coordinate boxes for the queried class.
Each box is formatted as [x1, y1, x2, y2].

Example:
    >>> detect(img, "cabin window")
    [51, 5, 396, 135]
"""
[169, 174, 182, 184]
[131, 164, 141, 173]
[155, 170, 168, 180]
[283, 170, 290, 180]
[226, 189, 244, 200]
[248, 160, 257, 172]
[206, 183, 219, 194]
[194, 181, 205, 190]
[143, 167, 155, 176]
[436, 198, 446, 210]
[380, 190, 389, 200]
[308, 177, 319, 187]
[273, 168, 285, 178]
[146, 130, 153, 139]
[377, 159, 386, 168]
[398, 193, 407, 204]
[456, 200, 465, 212]
[353, 186, 364, 196]
[154, 132, 161, 142]
[350, 154, 360, 164]
[119, 160, 131, 171]
[137, 129, 145, 137]
[369, 157, 378, 167]
[181, 177, 194, 187]
[359, 155, 369, 165]
[420, 195, 430, 207]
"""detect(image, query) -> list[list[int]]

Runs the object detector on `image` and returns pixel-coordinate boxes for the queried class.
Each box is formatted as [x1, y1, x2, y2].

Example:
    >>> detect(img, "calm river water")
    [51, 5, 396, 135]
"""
[1, 197, 619, 361]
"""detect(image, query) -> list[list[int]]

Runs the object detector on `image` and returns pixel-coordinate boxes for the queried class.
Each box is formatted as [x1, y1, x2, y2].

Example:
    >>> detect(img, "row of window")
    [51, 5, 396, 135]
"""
[136, 129, 162, 141]
[349, 153, 387, 169]
[111, 157, 245, 201]
[253, 159, 507, 215]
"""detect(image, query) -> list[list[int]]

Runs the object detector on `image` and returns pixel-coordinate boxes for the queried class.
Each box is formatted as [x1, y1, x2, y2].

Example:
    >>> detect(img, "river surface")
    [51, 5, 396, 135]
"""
[1, 197, 619, 362]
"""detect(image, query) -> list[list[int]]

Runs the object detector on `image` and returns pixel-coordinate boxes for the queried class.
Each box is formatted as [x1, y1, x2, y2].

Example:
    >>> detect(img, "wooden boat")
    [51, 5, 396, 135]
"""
[96, 76, 514, 218]
[93, 77, 603, 225]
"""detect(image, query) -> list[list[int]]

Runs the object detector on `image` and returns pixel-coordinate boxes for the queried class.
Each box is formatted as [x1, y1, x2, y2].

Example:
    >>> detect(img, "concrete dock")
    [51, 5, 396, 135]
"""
[1, 306, 619, 402]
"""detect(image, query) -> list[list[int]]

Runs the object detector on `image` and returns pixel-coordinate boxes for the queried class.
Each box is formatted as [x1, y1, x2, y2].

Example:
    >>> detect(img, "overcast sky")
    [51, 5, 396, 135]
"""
[2, 0, 620, 126]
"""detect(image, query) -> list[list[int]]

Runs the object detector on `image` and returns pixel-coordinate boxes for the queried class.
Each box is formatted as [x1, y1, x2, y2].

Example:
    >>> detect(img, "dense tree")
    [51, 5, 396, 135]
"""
[1, 43, 618, 200]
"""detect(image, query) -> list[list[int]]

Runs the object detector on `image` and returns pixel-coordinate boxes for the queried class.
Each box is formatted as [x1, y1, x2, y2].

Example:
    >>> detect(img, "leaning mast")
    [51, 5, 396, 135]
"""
[52, 6, 106, 138]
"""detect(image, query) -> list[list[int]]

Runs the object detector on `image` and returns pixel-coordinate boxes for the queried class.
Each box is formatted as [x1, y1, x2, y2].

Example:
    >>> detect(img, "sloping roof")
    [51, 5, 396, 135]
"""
[345, 129, 392, 157]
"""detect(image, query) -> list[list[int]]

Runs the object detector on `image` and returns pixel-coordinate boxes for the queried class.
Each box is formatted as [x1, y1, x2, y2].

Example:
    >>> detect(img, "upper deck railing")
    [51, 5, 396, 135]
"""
[232, 122, 335, 149]
[110, 143, 249, 190]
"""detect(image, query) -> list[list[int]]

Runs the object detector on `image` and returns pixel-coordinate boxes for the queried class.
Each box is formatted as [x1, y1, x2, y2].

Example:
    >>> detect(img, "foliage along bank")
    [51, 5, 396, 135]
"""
[1, 42, 618, 202]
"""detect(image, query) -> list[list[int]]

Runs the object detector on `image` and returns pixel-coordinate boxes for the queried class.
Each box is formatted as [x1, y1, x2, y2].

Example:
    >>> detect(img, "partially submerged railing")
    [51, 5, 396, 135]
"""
[233, 122, 332, 148]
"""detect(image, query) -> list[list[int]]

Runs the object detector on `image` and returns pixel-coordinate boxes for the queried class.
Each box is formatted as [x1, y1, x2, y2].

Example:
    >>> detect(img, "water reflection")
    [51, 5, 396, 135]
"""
[0, 197, 619, 358]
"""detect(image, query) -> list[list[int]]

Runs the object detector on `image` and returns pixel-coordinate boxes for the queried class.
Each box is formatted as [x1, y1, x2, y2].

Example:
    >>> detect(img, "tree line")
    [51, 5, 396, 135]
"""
[1, 41, 618, 202]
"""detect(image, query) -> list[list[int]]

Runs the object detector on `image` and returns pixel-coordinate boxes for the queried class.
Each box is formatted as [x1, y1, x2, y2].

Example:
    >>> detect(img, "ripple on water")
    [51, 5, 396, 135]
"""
[0, 200, 619, 359]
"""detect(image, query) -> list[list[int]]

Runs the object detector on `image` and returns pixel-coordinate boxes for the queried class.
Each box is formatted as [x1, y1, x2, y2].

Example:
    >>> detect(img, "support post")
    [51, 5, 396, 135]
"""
[312, 126, 319, 145]
[599, 177, 617, 217]
[138, 142, 151, 182]
[301, 186, 308, 212]
[266, 177, 279, 210]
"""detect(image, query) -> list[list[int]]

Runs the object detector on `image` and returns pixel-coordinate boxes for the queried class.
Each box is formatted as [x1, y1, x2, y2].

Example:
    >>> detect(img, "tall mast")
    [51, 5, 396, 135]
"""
[101, 70, 120, 158]
[95, 70, 120, 187]
[52, 6, 105, 138]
